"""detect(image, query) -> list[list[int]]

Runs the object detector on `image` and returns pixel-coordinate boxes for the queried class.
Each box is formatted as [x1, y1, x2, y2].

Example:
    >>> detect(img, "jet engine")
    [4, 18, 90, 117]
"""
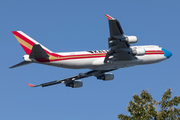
[66, 80, 83, 88]
[97, 73, 114, 81]
[124, 36, 138, 44]
[131, 48, 146, 56]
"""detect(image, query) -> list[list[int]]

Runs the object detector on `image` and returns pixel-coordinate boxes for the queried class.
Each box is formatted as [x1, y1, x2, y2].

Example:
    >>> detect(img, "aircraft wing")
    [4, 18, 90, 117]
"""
[28, 70, 114, 88]
[105, 14, 124, 37]
[104, 14, 136, 63]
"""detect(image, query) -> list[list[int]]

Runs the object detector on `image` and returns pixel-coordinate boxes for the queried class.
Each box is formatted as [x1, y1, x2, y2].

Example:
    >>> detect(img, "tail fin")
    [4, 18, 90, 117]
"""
[10, 31, 61, 68]
[10, 31, 53, 69]
[12, 31, 52, 55]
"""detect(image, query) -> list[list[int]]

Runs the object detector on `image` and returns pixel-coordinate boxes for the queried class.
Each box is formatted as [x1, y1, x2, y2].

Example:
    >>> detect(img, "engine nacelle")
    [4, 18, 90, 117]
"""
[124, 36, 138, 44]
[66, 80, 83, 88]
[97, 73, 114, 81]
[132, 48, 145, 56]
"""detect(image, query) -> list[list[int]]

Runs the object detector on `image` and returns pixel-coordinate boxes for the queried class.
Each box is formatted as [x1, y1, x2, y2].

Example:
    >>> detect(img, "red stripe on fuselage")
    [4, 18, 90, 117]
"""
[145, 50, 164, 55]
[36, 49, 165, 63]
[36, 53, 106, 62]
[48, 52, 61, 57]
[145, 53, 164, 55]
[51, 55, 105, 62]
[146, 50, 163, 52]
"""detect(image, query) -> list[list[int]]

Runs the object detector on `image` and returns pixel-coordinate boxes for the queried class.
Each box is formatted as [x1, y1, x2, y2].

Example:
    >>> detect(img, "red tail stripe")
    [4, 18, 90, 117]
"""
[12, 31, 35, 46]
[20, 44, 31, 55]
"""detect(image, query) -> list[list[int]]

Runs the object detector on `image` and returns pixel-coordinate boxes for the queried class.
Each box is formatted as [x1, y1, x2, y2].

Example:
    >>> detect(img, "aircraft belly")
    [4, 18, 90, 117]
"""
[138, 55, 167, 65]
[91, 59, 142, 70]
[41, 58, 97, 69]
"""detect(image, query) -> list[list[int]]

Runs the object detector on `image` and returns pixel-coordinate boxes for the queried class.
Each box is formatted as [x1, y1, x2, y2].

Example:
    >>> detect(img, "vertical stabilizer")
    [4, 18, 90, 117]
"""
[12, 31, 52, 55]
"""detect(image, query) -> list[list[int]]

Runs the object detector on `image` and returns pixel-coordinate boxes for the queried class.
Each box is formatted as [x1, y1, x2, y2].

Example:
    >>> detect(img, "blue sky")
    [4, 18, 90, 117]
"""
[1, 0, 180, 120]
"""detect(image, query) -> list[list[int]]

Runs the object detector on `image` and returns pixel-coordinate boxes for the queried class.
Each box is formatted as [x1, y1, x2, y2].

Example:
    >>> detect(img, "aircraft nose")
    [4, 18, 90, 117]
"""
[162, 48, 172, 58]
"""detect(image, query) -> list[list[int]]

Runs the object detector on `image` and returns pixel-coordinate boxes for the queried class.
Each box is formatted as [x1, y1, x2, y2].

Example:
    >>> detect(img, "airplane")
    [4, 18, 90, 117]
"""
[10, 14, 172, 88]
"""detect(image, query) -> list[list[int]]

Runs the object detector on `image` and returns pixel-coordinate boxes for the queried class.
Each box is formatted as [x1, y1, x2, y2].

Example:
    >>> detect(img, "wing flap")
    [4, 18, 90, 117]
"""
[108, 37, 129, 49]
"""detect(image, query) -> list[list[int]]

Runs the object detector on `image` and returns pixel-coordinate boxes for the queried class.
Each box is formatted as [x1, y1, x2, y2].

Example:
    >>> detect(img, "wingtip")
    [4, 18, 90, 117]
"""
[105, 14, 115, 20]
[27, 83, 35, 87]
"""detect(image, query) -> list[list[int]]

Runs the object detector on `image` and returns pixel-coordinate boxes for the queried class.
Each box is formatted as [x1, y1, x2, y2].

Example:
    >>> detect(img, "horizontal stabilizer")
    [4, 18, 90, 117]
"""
[9, 61, 32, 68]
[30, 44, 49, 59]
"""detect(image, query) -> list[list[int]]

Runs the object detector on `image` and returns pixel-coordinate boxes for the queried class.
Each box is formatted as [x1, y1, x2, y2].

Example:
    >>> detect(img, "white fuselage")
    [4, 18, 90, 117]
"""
[36, 45, 168, 70]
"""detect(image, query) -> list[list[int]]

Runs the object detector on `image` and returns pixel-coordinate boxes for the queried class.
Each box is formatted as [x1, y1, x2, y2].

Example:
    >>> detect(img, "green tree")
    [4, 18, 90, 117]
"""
[118, 88, 180, 120]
